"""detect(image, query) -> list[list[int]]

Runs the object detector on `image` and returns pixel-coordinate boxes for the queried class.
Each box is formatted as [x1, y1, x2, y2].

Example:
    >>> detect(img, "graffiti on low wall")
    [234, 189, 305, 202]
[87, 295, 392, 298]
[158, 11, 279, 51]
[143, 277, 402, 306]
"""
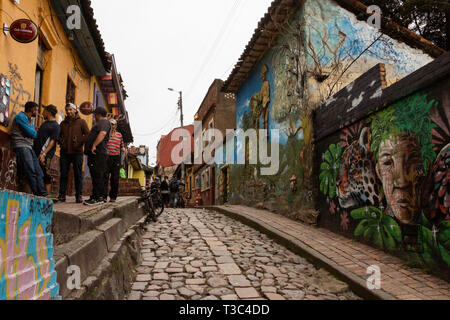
[0, 191, 59, 300]
[318, 87, 450, 272]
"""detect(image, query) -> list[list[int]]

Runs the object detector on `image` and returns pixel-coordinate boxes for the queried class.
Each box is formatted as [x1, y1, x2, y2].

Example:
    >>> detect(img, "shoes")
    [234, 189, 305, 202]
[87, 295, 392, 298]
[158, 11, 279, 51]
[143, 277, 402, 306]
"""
[45, 195, 59, 202]
[83, 198, 99, 206]
[58, 196, 66, 203]
[76, 196, 83, 204]
[110, 198, 117, 203]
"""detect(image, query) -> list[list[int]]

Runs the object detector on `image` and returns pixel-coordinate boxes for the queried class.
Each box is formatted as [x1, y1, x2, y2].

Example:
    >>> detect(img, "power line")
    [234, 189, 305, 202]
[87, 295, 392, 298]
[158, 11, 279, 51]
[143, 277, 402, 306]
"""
[185, 0, 243, 97]
[134, 110, 180, 137]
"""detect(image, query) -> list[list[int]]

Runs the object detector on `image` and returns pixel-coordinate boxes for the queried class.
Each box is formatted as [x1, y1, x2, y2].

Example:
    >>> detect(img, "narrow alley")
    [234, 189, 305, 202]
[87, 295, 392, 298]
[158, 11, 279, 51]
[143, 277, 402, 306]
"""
[127, 208, 360, 301]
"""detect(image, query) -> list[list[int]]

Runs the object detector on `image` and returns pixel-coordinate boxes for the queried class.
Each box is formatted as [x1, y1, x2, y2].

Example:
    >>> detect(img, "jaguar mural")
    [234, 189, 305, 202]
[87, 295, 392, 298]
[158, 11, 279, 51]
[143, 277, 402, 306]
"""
[319, 92, 450, 272]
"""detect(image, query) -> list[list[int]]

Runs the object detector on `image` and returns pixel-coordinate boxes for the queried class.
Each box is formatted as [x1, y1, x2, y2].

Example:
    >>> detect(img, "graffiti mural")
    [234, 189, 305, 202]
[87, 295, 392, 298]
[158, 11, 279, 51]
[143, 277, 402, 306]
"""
[227, 0, 433, 224]
[7, 63, 32, 131]
[319, 92, 450, 272]
[0, 191, 59, 300]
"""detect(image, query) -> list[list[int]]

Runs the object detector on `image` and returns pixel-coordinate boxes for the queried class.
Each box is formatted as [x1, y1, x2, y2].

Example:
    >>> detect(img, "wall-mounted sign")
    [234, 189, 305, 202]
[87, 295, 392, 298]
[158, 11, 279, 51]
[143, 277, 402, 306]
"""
[10, 19, 38, 44]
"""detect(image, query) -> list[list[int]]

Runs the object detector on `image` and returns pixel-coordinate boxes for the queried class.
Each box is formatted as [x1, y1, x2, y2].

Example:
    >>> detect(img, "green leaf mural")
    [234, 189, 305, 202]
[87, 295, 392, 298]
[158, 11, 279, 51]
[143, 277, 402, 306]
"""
[438, 221, 450, 267]
[351, 207, 402, 252]
[319, 144, 341, 199]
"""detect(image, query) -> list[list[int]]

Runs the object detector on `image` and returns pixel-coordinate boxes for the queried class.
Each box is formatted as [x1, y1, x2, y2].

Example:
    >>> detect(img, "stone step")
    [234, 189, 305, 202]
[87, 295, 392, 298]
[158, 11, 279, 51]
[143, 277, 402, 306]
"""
[54, 199, 148, 299]
[53, 197, 144, 246]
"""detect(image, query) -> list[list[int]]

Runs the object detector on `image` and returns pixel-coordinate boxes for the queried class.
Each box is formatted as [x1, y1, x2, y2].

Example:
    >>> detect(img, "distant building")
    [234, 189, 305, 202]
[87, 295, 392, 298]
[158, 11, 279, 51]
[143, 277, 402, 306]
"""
[156, 125, 194, 179]
[191, 79, 236, 206]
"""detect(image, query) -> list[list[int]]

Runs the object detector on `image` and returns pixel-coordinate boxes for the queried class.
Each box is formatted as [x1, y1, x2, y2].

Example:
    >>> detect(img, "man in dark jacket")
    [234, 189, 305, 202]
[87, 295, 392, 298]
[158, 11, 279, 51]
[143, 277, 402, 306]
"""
[84, 107, 111, 205]
[58, 103, 89, 203]
[11, 101, 48, 197]
[33, 105, 61, 194]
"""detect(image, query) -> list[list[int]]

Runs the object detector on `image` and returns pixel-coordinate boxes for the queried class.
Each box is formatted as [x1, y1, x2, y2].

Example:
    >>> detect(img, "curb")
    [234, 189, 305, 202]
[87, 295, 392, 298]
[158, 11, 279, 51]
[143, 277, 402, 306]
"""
[207, 206, 397, 301]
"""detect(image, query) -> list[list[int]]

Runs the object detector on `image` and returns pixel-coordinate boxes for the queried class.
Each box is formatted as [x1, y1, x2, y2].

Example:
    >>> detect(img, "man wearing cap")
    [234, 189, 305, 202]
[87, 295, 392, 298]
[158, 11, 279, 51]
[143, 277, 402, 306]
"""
[84, 107, 111, 205]
[33, 105, 61, 194]
[106, 119, 126, 202]
[58, 103, 90, 203]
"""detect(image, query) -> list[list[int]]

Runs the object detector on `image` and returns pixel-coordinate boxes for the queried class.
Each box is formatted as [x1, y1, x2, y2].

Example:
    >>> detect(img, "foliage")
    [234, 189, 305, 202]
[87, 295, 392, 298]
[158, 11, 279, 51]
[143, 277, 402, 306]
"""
[359, 0, 450, 50]
[418, 213, 450, 268]
[351, 207, 402, 252]
[394, 93, 437, 169]
[319, 144, 341, 199]
[370, 107, 398, 159]
[370, 93, 437, 171]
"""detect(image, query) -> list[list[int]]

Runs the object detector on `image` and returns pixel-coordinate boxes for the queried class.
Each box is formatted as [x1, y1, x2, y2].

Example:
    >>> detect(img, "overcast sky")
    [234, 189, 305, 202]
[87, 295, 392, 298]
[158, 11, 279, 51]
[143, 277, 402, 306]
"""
[90, 0, 273, 166]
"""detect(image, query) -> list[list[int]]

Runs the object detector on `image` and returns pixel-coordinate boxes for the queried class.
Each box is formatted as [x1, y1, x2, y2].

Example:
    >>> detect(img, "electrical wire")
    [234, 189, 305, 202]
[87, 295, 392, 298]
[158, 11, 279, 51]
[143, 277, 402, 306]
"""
[0, 9, 14, 21]
[185, 0, 243, 97]
[134, 109, 180, 137]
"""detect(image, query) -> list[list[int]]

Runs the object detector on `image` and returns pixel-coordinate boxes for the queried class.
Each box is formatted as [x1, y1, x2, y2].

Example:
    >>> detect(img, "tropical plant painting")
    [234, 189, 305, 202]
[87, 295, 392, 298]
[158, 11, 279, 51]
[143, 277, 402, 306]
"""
[319, 92, 450, 273]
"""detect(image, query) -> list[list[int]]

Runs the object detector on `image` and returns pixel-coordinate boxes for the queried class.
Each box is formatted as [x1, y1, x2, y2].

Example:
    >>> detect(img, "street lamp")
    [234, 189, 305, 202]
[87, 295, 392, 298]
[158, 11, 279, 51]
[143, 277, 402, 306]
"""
[168, 88, 185, 180]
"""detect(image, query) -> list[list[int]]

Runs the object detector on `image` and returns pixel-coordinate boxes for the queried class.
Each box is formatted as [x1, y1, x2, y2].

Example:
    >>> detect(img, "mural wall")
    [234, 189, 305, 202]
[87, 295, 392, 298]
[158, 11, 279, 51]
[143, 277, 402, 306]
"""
[225, 0, 434, 224]
[0, 191, 59, 300]
[317, 78, 450, 273]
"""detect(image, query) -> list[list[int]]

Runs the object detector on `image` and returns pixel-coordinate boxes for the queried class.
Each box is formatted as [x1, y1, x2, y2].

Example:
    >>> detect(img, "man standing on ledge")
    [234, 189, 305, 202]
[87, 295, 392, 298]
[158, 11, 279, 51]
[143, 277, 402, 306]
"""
[11, 101, 48, 197]
[58, 103, 90, 203]
[84, 107, 111, 205]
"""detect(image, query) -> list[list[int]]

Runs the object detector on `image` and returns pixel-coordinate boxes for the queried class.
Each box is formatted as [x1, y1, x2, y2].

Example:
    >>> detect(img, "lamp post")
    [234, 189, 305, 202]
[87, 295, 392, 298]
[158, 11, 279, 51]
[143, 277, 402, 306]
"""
[168, 88, 185, 180]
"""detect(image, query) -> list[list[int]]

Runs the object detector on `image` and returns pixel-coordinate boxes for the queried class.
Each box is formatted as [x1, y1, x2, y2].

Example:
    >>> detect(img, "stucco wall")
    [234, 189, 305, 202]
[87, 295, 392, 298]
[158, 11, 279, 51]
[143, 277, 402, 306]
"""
[0, 190, 59, 300]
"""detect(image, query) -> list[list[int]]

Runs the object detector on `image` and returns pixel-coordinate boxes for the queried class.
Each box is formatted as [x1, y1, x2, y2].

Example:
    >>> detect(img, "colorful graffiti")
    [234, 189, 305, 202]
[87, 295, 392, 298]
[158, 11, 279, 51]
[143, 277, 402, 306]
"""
[225, 0, 433, 224]
[319, 92, 450, 271]
[0, 191, 59, 300]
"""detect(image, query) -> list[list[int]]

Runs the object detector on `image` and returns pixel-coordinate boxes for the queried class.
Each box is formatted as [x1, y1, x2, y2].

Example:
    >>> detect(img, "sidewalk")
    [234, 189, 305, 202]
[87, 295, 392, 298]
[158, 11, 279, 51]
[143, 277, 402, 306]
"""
[212, 205, 450, 300]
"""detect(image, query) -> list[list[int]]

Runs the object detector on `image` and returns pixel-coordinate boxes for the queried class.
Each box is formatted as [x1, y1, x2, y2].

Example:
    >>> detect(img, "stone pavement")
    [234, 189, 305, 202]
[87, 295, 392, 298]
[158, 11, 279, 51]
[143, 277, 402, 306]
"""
[214, 205, 450, 300]
[127, 208, 361, 301]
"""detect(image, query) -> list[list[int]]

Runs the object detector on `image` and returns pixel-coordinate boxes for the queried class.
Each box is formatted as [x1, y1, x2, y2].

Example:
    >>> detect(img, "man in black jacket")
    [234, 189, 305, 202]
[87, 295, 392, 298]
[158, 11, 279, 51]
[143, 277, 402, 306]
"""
[84, 108, 111, 205]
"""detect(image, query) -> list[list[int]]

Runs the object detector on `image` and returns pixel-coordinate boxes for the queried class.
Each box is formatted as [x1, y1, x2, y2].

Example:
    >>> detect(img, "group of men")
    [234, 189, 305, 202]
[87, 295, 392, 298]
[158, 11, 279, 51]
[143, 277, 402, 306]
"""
[11, 101, 126, 205]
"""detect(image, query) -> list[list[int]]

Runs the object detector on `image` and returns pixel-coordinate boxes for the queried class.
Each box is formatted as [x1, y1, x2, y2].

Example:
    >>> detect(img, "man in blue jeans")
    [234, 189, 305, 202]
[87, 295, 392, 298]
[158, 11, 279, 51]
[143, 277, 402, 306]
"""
[11, 101, 49, 198]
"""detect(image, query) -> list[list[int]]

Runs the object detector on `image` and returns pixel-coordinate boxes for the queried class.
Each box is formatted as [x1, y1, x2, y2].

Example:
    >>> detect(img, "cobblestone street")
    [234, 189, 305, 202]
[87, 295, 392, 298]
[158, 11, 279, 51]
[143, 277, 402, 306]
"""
[127, 208, 360, 301]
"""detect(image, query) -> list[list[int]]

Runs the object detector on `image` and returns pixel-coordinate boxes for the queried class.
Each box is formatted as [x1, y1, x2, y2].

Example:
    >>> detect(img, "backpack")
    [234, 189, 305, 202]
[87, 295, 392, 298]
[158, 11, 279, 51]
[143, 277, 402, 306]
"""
[170, 180, 179, 192]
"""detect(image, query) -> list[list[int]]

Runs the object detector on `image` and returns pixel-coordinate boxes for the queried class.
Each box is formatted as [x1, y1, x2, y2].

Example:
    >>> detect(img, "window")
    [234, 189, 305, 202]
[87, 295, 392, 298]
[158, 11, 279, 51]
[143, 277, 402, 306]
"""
[208, 119, 214, 144]
[202, 129, 207, 149]
[66, 77, 76, 104]
[33, 66, 44, 127]
[201, 168, 210, 192]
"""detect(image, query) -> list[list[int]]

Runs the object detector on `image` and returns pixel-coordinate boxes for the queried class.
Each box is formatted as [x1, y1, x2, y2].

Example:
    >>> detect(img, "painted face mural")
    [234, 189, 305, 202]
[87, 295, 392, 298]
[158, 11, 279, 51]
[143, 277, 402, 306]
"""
[375, 134, 425, 225]
[320, 92, 450, 270]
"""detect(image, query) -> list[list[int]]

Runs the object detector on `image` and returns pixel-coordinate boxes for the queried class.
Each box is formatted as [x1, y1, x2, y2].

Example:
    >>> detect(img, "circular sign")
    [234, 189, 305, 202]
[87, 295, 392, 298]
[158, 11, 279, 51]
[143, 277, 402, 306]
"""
[10, 19, 38, 44]
[80, 101, 94, 116]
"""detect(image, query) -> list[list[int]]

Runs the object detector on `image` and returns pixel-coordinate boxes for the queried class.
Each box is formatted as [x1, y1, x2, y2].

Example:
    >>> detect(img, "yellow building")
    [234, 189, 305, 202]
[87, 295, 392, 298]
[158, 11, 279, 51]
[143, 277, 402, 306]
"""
[0, 0, 117, 190]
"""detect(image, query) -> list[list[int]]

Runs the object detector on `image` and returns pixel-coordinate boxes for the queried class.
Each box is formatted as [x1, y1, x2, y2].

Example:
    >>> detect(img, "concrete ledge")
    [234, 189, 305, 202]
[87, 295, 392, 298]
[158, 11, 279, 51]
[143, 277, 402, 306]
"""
[55, 199, 147, 299]
[208, 206, 397, 301]
[55, 257, 70, 298]
[53, 211, 82, 245]
[96, 218, 126, 252]
[66, 219, 146, 300]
